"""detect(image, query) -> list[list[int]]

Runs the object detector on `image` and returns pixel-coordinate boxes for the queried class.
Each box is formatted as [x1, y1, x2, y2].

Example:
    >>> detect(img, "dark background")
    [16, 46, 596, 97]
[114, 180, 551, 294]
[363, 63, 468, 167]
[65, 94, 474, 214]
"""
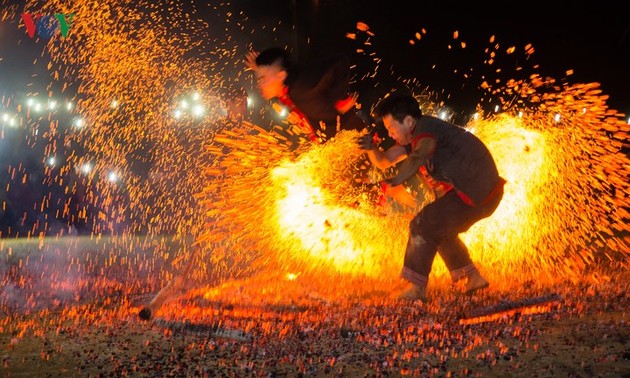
[2, 2, 629, 115]
[238, 1, 630, 115]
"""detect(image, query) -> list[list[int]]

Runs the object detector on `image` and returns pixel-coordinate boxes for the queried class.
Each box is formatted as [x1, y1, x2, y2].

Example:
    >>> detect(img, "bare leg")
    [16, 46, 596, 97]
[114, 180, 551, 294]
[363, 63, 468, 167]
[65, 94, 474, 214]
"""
[139, 248, 199, 320]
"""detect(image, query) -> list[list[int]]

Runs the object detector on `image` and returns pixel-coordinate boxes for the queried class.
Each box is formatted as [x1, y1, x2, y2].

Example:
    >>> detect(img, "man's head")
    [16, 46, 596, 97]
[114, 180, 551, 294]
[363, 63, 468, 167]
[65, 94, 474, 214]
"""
[373, 94, 423, 145]
[253, 47, 294, 100]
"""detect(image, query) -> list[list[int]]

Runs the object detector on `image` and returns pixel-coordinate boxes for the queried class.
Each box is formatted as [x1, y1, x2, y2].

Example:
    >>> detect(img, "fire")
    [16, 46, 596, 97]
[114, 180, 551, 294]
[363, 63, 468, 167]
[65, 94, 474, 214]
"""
[1, 4, 629, 377]
[458, 116, 552, 272]
[269, 143, 406, 277]
[197, 126, 409, 286]
[199, 93, 628, 297]
[459, 303, 558, 325]
[0, 0, 627, 312]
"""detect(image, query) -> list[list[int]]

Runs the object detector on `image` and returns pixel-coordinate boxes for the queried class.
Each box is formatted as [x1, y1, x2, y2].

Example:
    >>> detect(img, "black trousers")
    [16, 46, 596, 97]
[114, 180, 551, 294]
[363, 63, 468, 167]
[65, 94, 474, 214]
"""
[403, 187, 503, 277]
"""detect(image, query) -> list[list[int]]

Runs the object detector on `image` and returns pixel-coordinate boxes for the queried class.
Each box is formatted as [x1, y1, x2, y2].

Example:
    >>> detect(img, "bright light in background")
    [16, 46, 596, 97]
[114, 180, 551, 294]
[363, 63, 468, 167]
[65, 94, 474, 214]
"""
[66, 102, 73, 111]
[1, 113, 17, 128]
[193, 104, 204, 117]
[48, 100, 57, 110]
[439, 110, 448, 120]
[494, 105, 501, 112]
[518, 111, 523, 118]
[247, 97, 253, 108]
[26, 98, 34, 107]
[46, 156, 57, 166]
[171, 91, 232, 121]
[73, 117, 84, 128]
[33, 102, 43, 112]
[107, 171, 119, 183]
[80, 162, 93, 174]
[554, 113, 561, 123]
[111, 99, 119, 108]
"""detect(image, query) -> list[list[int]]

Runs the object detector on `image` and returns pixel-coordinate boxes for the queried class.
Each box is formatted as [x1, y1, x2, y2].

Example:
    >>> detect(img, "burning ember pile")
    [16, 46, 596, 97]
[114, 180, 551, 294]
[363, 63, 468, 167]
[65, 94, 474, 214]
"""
[0, 0, 628, 376]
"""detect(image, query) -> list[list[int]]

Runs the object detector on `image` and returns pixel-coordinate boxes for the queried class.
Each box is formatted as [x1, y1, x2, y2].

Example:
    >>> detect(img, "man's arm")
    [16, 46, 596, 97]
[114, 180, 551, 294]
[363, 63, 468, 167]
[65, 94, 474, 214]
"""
[366, 145, 407, 170]
[387, 137, 435, 186]
[315, 54, 356, 111]
[335, 92, 358, 114]
[358, 133, 407, 170]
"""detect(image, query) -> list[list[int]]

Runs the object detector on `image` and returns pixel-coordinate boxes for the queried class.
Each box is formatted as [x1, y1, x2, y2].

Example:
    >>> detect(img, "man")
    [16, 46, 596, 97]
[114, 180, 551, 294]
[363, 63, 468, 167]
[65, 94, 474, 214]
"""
[245, 47, 368, 143]
[358, 94, 505, 300]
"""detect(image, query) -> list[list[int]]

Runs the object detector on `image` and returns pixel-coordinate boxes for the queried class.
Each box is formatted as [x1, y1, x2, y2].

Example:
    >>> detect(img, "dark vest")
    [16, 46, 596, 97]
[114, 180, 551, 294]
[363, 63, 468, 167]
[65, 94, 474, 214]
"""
[283, 54, 367, 141]
[407, 116, 503, 206]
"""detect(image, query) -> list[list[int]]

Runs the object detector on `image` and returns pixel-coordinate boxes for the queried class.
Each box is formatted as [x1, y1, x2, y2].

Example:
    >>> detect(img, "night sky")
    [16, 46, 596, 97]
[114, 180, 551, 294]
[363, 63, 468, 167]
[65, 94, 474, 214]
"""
[1, 2, 629, 115]
[236, 1, 630, 115]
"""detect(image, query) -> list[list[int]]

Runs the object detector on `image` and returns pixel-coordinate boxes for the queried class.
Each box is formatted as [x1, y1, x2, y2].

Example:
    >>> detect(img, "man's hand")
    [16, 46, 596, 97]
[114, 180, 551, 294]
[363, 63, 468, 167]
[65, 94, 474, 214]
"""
[357, 132, 378, 150]
[244, 51, 260, 71]
[380, 178, 393, 191]
[335, 92, 358, 114]
[380, 179, 417, 210]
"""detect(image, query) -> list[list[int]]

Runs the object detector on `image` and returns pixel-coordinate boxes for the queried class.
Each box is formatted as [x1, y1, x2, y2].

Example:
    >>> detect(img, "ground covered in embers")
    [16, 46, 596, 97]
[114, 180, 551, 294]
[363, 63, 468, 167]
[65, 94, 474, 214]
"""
[1, 267, 628, 377]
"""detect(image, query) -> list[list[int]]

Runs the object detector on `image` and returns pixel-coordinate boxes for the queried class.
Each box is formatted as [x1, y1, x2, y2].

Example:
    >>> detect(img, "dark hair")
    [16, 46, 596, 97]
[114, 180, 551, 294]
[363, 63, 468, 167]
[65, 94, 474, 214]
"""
[255, 47, 296, 74]
[373, 94, 423, 122]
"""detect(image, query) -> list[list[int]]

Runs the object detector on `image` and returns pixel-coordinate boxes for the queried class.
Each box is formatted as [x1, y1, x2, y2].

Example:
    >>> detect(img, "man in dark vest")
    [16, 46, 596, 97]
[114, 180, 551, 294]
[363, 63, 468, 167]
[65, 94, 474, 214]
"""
[245, 47, 368, 143]
[358, 94, 506, 300]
